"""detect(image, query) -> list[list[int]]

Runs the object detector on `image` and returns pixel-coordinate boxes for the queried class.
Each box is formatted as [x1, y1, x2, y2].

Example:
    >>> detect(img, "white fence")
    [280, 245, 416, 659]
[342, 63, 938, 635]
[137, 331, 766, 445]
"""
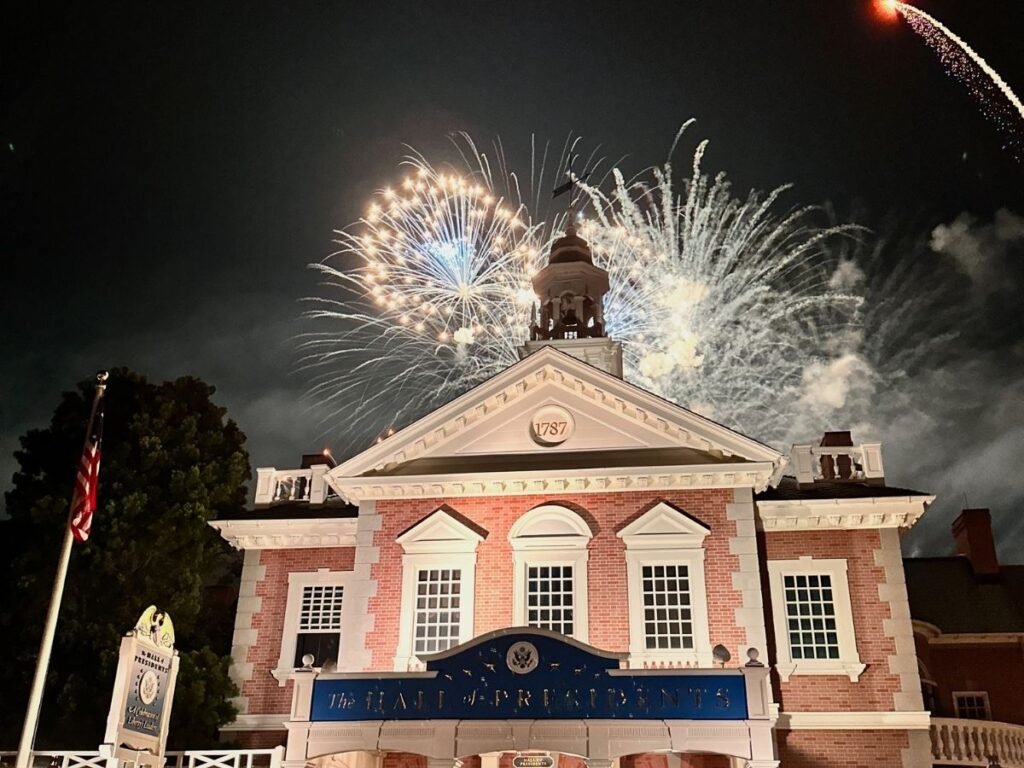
[0, 750, 283, 768]
[931, 717, 1024, 766]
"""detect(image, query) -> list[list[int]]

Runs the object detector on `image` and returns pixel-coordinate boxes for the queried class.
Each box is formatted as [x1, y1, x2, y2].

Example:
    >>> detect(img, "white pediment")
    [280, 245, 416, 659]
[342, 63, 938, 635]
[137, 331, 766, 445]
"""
[396, 507, 485, 554]
[617, 501, 710, 549]
[331, 347, 784, 484]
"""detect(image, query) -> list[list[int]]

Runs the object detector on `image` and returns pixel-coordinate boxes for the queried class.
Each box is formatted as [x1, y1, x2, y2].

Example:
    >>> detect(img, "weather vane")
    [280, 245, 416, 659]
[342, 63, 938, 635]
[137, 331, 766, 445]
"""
[551, 152, 592, 223]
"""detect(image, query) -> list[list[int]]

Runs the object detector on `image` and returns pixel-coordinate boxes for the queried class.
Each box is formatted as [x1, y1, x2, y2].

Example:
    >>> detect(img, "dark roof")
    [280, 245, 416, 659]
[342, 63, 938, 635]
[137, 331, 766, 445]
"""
[214, 501, 358, 521]
[362, 446, 752, 477]
[756, 475, 929, 502]
[905, 556, 1024, 633]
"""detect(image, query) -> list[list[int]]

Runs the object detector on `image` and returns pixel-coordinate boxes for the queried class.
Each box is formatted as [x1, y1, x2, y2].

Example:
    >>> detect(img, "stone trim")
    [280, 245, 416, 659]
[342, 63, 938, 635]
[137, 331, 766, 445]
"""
[728, 489, 768, 663]
[774, 710, 930, 730]
[220, 713, 289, 731]
[339, 500, 381, 672]
[210, 518, 358, 550]
[874, 529, 925, 713]
[755, 497, 934, 532]
[229, 549, 266, 714]
[335, 465, 777, 502]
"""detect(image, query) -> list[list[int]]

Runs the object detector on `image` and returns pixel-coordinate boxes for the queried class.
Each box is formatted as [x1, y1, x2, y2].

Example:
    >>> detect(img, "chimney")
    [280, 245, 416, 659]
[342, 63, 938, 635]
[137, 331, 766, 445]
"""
[952, 509, 1000, 577]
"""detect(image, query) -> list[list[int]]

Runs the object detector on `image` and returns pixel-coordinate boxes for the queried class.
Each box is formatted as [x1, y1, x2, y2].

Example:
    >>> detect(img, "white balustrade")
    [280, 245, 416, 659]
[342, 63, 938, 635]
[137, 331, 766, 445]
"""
[931, 717, 1024, 766]
[791, 442, 885, 486]
[0, 749, 283, 768]
[254, 465, 336, 505]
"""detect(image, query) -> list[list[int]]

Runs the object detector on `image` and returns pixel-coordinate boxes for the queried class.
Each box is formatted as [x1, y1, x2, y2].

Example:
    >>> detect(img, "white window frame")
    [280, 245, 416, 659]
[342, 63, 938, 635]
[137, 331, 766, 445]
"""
[767, 557, 865, 682]
[273, 568, 353, 684]
[953, 691, 992, 720]
[617, 501, 712, 668]
[510, 504, 592, 642]
[394, 508, 483, 671]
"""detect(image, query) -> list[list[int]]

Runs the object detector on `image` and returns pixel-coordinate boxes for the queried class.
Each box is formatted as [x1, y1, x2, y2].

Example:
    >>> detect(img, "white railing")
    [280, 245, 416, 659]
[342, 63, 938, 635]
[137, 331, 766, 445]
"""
[254, 465, 336, 505]
[931, 717, 1024, 766]
[0, 749, 283, 768]
[791, 442, 884, 486]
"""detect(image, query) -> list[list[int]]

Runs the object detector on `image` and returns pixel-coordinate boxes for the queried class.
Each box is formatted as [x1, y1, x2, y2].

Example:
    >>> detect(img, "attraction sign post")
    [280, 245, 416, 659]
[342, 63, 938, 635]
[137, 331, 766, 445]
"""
[100, 606, 180, 768]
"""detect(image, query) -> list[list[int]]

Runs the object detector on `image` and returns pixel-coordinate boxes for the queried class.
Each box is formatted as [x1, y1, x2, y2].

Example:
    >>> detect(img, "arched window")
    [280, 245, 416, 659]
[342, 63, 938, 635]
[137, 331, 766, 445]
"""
[509, 504, 593, 641]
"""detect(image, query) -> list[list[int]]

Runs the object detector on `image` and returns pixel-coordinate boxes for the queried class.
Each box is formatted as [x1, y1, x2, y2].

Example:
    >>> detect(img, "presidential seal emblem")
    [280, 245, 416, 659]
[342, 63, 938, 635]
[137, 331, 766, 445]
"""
[138, 668, 159, 705]
[506, 641, 539, 674]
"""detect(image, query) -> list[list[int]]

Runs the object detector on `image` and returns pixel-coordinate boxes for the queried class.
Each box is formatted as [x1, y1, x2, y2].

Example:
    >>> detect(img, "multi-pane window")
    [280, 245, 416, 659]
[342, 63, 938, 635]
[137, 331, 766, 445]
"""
[641, 564, 694, 650]
[413, 568, 462, 654]
[783, 573, 840, 660]
[527, 564, 574, 636]
[293, 584, 343, 667]
[954, 692, 991, 720]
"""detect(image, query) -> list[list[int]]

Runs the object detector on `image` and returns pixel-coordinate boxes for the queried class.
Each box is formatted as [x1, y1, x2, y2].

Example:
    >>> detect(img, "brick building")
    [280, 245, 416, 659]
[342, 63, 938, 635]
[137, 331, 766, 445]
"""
[906, 508, 1024, 763]
[209, 225, 940, 767]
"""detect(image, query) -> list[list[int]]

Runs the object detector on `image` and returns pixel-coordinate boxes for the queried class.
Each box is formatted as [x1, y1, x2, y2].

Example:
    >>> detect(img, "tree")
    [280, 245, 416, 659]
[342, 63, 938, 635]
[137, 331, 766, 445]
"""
[0, 368, 249, 748]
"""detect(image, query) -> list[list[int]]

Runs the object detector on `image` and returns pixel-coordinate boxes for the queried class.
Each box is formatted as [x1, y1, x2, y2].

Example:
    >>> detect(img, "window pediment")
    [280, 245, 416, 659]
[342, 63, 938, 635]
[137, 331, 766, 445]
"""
[509, 504, 593, 550]
[617, 501, 710, 550]
[396, 507, 487, 554]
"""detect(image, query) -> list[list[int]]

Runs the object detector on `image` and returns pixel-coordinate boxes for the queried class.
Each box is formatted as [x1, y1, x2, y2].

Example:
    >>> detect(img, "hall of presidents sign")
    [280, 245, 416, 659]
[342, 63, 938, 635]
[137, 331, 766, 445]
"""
[311, 631, 749, 721]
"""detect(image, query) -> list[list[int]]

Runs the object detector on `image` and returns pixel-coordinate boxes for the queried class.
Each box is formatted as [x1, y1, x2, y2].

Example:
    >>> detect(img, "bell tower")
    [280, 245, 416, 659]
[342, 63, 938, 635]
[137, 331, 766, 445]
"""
[519, 218, 624, 377]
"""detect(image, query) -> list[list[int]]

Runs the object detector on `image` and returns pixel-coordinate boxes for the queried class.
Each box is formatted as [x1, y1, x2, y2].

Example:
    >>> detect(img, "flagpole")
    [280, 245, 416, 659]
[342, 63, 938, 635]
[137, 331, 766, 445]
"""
[15, 371, 108, 768]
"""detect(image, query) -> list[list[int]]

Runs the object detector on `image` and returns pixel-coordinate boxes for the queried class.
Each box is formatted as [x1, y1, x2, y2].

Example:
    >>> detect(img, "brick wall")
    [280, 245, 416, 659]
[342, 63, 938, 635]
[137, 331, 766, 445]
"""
[382, 753, 425, 768]
[226, 730, 287, 749]
[776, 729, 910, 767]
[365, 490, 741, 668]
[244, 547, 356, 714]
[761, 529, 901, 712]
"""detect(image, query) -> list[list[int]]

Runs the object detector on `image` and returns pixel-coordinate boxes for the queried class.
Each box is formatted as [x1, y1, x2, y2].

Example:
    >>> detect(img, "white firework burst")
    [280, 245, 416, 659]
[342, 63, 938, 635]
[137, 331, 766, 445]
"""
[302, 125, 866, 447]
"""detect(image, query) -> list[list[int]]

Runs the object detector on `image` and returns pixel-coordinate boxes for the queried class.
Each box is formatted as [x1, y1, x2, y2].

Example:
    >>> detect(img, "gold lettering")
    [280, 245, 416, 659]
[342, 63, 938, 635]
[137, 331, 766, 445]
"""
[415, 690, 425, 710]
[465, 689, 478, 706]
[690, 687, 703, 709]
[438, 690, 445, 710]
[365, 691, 375, 710]
[589, 689, 598, 708]
[636, 687, 647, 708]
[394, 692, 407, 710]
[494, 689, 509, 707]
[543, 689, 552, 708]
[517, 688, 532, 707]
[660, 688, 679, 708]
[377, 691, 385, 713]
[564, 689, 580, 708]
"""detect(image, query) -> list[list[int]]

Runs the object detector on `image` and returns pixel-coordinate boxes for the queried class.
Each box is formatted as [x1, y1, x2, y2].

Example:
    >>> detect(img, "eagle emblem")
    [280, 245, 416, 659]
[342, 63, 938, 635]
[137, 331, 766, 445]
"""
[506, 641, 539, 674]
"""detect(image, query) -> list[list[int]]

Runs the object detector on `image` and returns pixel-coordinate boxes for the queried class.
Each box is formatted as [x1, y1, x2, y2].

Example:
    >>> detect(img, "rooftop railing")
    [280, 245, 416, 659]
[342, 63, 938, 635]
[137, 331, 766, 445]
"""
[254, 466, 337, 505]
[791, 442, 884, 486]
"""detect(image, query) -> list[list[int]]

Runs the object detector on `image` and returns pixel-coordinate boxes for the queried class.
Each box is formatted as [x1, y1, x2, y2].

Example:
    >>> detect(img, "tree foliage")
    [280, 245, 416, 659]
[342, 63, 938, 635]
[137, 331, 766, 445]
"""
[0, 368, 249, 748]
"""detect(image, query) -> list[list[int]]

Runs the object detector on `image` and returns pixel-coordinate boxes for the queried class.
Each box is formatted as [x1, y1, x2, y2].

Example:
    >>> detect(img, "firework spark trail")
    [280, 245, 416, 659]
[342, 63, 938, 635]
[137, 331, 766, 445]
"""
[893, 1, 1024, 155]
[580, 127, 864, 440]
[301, 127, 866, 447]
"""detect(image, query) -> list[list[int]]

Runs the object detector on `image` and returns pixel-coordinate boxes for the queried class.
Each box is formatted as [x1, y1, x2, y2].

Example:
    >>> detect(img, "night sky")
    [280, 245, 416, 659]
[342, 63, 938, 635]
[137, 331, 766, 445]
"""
[3, 1, 1023, 557]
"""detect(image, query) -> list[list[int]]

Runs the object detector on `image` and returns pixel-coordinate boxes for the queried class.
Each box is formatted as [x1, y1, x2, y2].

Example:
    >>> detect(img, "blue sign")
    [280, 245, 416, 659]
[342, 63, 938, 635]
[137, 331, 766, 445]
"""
[312, 630, 747, 721]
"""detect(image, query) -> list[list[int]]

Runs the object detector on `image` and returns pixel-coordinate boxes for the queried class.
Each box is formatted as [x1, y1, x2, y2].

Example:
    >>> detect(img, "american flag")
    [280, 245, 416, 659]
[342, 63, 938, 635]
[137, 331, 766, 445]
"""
[69, 400, 104, 543]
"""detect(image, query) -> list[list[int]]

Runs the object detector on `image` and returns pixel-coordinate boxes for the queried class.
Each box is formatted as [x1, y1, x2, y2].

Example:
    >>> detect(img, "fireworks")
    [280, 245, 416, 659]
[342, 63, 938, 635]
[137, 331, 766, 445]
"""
[890, 2, 1024, 157]
[302, 126, 865, 447]
[298, 148, 547, 433]
[578, 129, 863, 441]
